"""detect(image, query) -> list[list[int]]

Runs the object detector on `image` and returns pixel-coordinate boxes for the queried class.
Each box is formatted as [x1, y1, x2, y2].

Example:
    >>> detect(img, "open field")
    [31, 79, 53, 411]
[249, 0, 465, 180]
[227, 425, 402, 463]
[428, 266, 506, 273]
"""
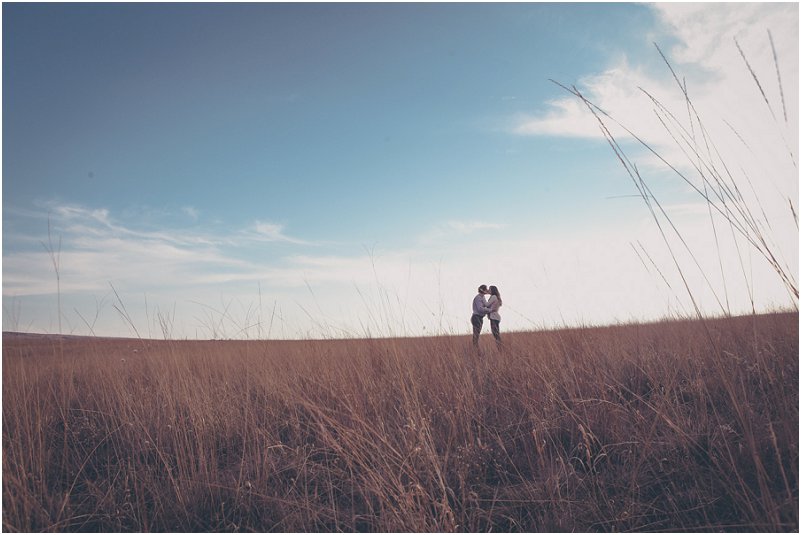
[2, 312, 798, 532]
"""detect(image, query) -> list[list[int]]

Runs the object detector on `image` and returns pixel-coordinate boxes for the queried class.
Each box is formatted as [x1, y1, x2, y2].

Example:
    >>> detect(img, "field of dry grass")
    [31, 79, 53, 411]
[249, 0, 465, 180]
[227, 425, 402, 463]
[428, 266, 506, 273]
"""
[2, 311, 797, 532]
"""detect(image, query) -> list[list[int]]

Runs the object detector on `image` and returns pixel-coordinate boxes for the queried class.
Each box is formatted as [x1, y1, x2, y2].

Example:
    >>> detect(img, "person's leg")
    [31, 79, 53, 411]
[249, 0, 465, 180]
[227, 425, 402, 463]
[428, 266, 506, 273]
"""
[491, 319, 502, 348]
[471, 314, 483, 347]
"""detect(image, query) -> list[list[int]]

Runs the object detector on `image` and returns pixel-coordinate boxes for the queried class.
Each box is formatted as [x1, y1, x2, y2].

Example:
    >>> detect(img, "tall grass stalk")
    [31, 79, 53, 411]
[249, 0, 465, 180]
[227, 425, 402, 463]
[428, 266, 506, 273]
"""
[553, 40, 798, 313]
[41, 216, 62, 336]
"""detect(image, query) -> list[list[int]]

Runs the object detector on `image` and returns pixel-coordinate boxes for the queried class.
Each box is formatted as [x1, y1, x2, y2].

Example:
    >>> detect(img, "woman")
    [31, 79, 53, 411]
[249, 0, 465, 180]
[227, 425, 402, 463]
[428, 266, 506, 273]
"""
[486, 285, 503, 349]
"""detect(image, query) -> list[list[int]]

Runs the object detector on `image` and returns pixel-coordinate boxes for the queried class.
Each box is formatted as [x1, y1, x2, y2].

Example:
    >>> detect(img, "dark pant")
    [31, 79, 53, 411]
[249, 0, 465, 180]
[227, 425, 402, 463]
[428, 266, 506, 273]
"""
[471, 314, 484, 346]
[490, 319, 501, 347]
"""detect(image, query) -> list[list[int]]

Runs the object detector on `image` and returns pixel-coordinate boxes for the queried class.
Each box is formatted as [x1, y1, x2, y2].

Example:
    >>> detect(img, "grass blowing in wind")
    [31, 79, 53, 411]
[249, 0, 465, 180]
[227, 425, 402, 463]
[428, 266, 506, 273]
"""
[3, 313, 797, 531]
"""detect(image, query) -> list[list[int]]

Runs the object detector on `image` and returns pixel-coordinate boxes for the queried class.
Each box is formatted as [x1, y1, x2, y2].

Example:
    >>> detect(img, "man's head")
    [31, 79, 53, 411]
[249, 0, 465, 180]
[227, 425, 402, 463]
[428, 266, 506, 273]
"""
[478, 284, 488, 294]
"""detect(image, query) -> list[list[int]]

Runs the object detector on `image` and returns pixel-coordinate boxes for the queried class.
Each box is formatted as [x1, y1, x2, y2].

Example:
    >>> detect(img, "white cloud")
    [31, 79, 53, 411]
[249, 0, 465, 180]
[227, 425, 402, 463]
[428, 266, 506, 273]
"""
[2, 205, 298, 297]
[515, 58, 657, 139]
[248, 216, 796, 338]
[512, 2, 799, 199]
[182, 206, 200, 221]
[248, 220, 311, 245]
[419, 220, 507, 243]
[510, 3, 798, 305]
[3, 199, 795, 339]
[446, 221, 507, 233]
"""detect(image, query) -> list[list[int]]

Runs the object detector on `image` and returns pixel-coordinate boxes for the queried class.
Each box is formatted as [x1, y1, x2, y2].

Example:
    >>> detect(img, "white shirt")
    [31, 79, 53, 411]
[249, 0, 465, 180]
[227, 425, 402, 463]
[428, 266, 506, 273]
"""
[487, 295, 502, 321]
[472, 293, 491, 316]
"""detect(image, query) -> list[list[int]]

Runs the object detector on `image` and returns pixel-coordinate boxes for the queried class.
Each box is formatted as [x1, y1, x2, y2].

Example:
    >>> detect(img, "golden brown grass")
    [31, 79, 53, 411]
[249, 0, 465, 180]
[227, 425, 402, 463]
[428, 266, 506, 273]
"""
[2, 312, 798, 532]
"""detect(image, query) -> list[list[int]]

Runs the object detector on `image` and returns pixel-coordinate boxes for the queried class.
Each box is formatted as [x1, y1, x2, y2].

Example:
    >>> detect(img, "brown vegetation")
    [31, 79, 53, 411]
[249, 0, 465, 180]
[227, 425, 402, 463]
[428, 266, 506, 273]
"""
[2, 312, 798, 531]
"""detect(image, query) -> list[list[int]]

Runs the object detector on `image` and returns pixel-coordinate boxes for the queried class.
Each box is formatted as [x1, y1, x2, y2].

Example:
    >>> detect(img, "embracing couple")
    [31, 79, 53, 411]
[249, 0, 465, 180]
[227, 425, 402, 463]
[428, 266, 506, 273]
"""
[471, 284, 502, 349]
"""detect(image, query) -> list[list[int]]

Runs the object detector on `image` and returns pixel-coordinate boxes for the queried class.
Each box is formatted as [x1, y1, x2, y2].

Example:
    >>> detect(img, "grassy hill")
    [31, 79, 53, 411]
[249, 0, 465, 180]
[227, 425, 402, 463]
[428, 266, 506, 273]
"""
[3, 312, 797, 531]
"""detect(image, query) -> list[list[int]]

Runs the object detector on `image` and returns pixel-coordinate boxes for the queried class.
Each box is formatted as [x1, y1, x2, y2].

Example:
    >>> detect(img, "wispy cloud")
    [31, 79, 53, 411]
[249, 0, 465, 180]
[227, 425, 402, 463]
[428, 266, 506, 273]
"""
[511, 4, 798, 161]
[3, 198, 794, 338]
[513, 60, 653, 139]
[510, 3, 798, 254]
[3, 203, 310, 297]
[182, 206, 200, 221]
[247, 221, 311, 245]
[447, 221, 507, 233]
[419, 220, 508, 243]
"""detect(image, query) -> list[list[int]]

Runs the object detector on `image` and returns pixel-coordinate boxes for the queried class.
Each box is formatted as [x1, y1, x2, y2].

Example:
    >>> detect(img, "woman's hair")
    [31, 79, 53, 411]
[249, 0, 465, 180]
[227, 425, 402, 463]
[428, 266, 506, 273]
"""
[489, 285, 501, 300]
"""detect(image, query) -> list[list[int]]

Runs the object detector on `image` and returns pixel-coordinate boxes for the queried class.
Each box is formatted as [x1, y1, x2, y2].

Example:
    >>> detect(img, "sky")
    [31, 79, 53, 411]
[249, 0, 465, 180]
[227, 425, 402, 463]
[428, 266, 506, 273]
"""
[3, 2, 798, 339]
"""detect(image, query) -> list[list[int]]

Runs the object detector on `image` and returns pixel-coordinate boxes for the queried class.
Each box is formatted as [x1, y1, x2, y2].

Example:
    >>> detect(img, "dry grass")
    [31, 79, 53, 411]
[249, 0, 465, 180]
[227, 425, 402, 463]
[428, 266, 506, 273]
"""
[2, 311, 798, 532]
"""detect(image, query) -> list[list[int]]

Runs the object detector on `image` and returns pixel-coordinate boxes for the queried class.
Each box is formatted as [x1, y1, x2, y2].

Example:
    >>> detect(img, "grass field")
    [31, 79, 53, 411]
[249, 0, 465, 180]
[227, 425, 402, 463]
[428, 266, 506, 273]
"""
[2, 311, 798, 532]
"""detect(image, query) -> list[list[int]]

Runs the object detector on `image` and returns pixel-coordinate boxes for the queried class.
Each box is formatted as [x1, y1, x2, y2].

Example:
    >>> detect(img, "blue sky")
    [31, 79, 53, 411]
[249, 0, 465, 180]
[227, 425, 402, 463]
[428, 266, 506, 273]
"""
[3, 3, 798, 338]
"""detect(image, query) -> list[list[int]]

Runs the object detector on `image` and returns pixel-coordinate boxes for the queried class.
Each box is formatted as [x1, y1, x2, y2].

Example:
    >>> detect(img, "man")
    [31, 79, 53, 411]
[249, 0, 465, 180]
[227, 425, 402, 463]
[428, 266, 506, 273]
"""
[471, 284, 492, 348]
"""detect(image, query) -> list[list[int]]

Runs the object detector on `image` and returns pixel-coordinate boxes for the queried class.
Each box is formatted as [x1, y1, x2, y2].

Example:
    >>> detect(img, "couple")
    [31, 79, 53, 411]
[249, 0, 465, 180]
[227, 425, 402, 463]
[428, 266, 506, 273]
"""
[471, 284, 502, 349]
